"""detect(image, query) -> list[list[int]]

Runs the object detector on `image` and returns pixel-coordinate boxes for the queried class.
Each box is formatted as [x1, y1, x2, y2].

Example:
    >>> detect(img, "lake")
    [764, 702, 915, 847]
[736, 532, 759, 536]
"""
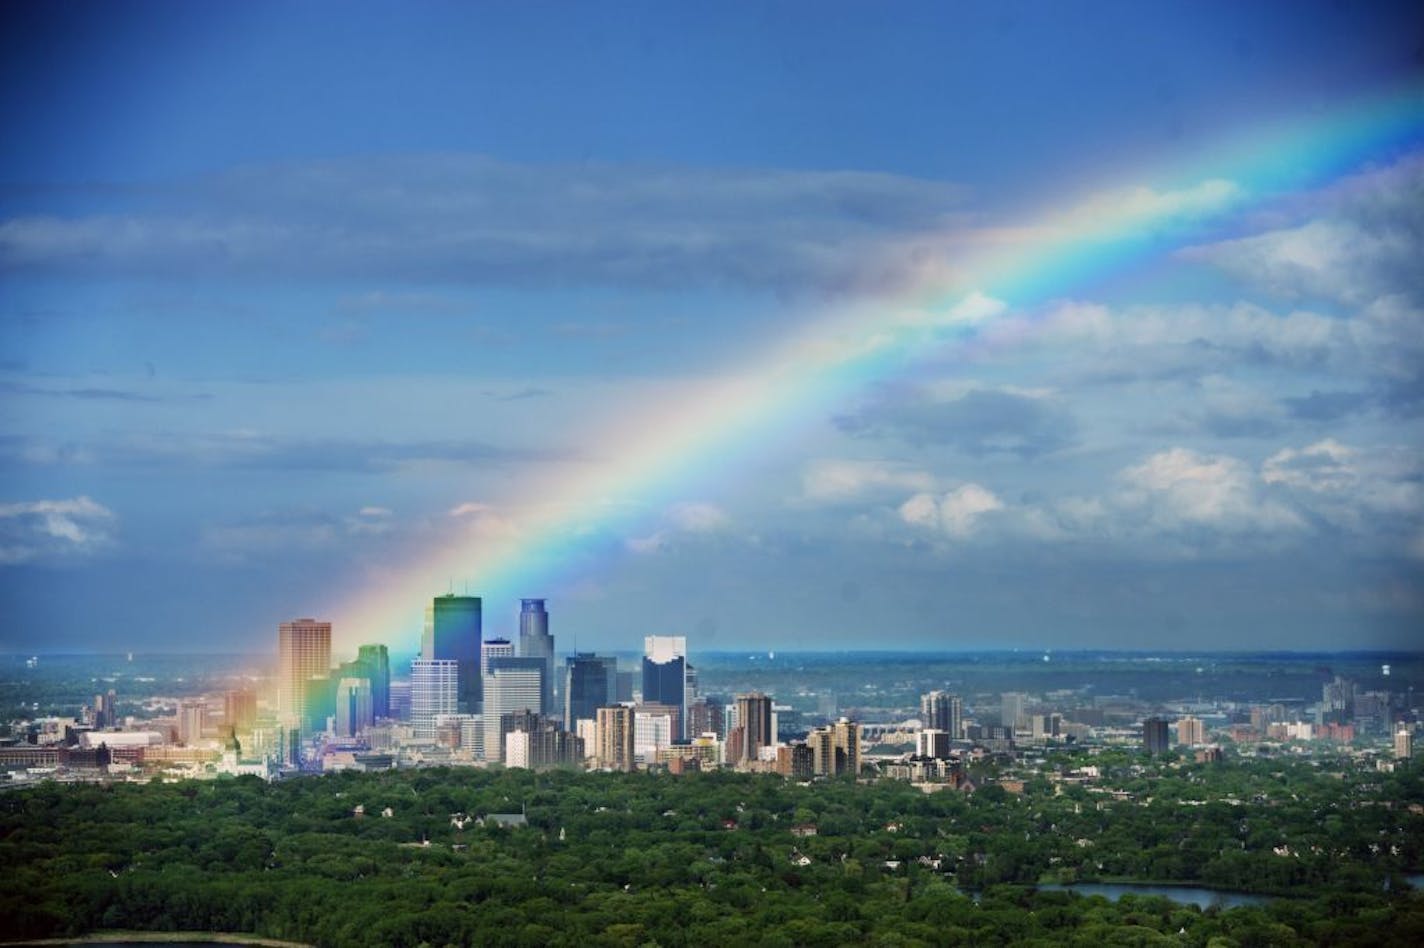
[1038, 882, 1272, 909]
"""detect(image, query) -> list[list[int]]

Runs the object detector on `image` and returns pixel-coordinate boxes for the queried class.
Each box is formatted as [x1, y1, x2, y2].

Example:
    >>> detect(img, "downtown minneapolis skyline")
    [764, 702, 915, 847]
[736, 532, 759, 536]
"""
[2, 2, 1423, 655]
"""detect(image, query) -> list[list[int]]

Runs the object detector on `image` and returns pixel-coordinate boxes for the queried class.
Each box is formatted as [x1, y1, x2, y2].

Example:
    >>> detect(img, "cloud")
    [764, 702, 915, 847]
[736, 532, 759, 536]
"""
[52, 430, 569, 473]
[836, 383, 1075, 457]
[898, 484, 1004, 538]
[801, 459, 935, 503]
[0, 496, 116, 564]
[0, 155, 971, 295]
[1179, 152, 1424, 306]
[627, 501, 733, 554]
[1117, 447, 1303, 534]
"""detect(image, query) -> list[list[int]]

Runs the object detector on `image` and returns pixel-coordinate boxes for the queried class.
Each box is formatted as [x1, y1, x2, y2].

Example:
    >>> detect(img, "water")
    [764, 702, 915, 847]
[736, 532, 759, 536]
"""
[1038, 882, 1271, 910]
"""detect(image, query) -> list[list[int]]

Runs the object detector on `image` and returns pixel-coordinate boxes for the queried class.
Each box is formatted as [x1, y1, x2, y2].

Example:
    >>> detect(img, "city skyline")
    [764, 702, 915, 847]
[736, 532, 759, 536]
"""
[3, 3, 1423, 654]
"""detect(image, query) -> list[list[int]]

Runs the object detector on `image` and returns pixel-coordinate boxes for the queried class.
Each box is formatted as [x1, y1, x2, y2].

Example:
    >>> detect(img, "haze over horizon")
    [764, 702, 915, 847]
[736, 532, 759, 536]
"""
[2, 2, 1423, 655]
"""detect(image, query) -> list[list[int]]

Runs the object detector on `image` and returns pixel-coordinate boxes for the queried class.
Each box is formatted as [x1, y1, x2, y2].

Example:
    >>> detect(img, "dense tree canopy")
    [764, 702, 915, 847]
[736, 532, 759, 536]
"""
[2, 758, 1422, 946]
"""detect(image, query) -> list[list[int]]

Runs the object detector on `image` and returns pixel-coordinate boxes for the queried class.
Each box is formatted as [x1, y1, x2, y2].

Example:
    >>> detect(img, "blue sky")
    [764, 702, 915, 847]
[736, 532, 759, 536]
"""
[2, 1, 1422, 655]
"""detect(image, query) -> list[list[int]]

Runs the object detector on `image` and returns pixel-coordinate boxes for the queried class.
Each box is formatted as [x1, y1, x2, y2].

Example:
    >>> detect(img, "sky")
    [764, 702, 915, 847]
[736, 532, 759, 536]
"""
[2, 1, 1422, 657]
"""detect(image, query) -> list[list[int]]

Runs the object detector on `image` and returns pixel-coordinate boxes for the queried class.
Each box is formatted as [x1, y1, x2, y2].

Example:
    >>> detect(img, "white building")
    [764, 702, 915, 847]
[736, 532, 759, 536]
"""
[482, 663, 542, 762]
[410, 659, 459, 739]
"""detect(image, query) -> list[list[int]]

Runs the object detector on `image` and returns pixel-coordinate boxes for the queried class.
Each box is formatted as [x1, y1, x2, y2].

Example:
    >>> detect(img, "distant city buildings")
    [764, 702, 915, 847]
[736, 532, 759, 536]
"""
[643, 636, 687, 740]
[518, 599, 555, 713]
[425, 595, 482, 713]
[920, 691, 963, 740]
[278, 619, 331, 725]
[410, 659, 459, 739]
[1143, 717, 1171, 755]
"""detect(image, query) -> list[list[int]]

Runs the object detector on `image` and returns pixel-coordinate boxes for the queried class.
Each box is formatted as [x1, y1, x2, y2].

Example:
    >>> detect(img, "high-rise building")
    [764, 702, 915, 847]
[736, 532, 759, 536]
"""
[921, 691, 963, 740]
[1322, 675, 1354, 725]
[1143, 717, 1171, 755]
[389, 680, 412, 722]
[356, 644, 391, 720]
[1000, 692, 1028, 731]
[564, 653, 616, 726]
[178, 699, 206, 746]
[278, 619, 331, 725]
[334, 677, 373, 737]
[425, 595, 482, 713]
[1396, 725, 1414, 761]
[1176, 716, 1206, 747]
[223, 689, 256, 732]
[482, 657, 545, 762]
[917, 729, 951, 759]
[410, 659, 459, 739]
[634, 703, 678, 764]
[303, 675, 336, 734]
[733, 693, 774, 766]
[481, 638, 515, 678]
[642, 636, 687, 740]
[518, 599, 555, 713]
[688, 696, 725, 739]
[808, 718, 861, 776]
[93, 689, 118, 729]
[596, 705, 636, 772]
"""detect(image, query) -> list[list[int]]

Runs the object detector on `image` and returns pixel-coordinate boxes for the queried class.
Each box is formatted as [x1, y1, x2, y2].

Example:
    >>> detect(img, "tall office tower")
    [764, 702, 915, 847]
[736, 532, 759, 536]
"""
[642, 636, 687, 740]
[481, 638, 515, 678]
[303, 676, 336, 734]
[733, 693, 774, 765]
[178, 699, 206, 745]
[518, 599, 555, 713]
[93, 689, 118, 729]
[389, 680, 412, 722]
[688, 696, 725, 739]
[1176, 715, 1206, 747]
[425, 595, 482, 713]
[920, 691, 963, 740]
[224, 689, 257, 732]
[917, 729, 951, 759]
[1322, 675, 1355, 724]
[685, 664, 700, 703]
[334, 678, 373, 737]
[482, 658, 545, 762]
[565, 653, 616, 726]
[1143, 716, 1171, 755]
[410, 659, 459, 739]
[356, 644, 391, 719]
[596, 705, 636, 772]
[634, 703, 679, 764]
[1396, 725, 1414, 761]
[278, 619, 332, 724]
[1000, 692, 1028, 731]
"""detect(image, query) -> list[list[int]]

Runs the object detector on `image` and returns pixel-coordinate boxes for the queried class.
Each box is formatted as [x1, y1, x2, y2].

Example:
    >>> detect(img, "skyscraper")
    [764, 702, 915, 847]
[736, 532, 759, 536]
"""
[356, 644, 391, 720]
[178, 699, 206, 746]
[481, 638, 514, 677]
[482, 657, 545, 762]
[921, 691, 963, 740]
[596, 705, 636, 772]
[334, 677, 373, 737]
[642, 635, 687, 740]
[278, 619, 331, 725]
[410, 659, 459, 739]
[1000, 692, 1028, 731]
[733, 693, 774, 766]
[564, 653, 616, 726]
[1143, 717, 1171, 755]
[518, 599, 555, 713]
[425, 595, 482, 713]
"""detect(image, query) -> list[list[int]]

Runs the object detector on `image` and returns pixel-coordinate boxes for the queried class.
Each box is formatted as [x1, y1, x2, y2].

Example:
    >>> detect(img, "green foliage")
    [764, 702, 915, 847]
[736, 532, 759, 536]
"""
[2, 762, 1422, 946]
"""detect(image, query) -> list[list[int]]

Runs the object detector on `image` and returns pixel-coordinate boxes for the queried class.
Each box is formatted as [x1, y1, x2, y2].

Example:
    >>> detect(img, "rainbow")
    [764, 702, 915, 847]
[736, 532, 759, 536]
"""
[328, 85, 1424, 656]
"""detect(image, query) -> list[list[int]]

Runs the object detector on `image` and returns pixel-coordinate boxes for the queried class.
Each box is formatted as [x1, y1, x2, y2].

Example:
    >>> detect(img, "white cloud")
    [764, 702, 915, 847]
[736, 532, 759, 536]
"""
[0, 496, 116, 564]
[1262, 439, 1356, 492]
[1117, 447, 1303, 533]
[898, 484, 1004, 538]
[802, 459, 935, 502]
[667, 501, 729, 532]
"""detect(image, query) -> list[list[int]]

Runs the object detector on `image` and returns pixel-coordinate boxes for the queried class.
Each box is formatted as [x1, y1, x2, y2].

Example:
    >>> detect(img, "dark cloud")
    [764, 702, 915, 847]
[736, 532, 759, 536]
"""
[0, 155, 970, 295]
[835, 385, 1076, 457]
